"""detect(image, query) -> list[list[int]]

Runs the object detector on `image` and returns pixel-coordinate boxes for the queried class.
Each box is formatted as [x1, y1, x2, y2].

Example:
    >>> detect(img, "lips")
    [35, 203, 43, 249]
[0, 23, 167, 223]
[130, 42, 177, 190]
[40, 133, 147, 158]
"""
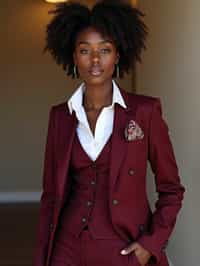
[89, 66, 103, 76]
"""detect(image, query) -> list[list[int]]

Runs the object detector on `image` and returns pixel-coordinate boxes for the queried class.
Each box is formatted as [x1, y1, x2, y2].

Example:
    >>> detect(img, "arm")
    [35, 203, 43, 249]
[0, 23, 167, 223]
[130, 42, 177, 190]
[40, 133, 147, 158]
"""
[33, 107, 56, 266]
[137, 98, 185, 263]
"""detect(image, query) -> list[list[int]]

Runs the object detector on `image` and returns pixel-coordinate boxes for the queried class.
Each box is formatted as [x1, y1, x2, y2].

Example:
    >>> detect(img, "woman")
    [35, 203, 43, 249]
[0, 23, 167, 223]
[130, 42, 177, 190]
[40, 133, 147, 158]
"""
[33, 1, 185, 266]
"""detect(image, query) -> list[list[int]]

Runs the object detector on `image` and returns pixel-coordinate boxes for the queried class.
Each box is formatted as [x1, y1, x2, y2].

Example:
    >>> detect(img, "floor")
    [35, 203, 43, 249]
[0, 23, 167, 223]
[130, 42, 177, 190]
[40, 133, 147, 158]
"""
[0, 203, 39, 266]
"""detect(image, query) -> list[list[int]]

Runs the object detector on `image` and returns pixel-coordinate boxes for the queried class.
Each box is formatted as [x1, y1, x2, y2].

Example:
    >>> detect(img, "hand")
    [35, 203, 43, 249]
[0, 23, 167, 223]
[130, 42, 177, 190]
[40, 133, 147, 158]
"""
[121, 242, 152, 266]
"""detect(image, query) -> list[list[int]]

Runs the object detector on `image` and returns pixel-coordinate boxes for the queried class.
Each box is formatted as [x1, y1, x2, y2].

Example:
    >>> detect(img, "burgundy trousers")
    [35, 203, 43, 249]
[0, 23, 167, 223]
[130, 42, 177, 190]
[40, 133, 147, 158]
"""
[50, 227, 141, 266]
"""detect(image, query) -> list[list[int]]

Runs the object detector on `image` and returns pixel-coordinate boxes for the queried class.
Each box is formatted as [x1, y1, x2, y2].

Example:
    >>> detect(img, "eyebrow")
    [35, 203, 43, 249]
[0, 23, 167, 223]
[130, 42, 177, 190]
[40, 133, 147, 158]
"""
[78, 40, 113, 45]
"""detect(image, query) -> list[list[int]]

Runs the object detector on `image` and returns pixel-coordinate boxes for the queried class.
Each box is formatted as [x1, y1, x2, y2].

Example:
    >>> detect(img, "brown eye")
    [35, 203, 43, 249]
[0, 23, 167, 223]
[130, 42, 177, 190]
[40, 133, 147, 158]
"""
[101, 48, 111, 53]
[80, 49, 89, 54]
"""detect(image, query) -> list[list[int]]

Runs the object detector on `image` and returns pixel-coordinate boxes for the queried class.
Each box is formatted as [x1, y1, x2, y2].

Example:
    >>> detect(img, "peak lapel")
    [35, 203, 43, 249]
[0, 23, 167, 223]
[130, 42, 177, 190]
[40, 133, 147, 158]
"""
[109, 104, 131, 190]
[109, 88, 139, 191]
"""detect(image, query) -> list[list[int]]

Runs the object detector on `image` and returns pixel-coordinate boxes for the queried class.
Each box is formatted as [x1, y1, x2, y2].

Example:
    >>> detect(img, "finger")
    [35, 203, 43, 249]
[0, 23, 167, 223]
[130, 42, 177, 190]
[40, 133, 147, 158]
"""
[120, 242, 138, 255]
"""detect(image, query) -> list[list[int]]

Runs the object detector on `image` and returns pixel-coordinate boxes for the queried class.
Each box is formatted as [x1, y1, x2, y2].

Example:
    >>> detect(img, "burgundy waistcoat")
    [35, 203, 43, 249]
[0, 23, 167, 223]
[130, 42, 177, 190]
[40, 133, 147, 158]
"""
[57, 133, 119, 239]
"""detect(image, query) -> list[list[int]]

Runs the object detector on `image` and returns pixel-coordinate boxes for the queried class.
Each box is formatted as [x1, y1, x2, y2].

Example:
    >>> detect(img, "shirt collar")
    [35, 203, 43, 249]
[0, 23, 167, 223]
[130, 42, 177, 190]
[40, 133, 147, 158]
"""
[67, 79, 127, 115]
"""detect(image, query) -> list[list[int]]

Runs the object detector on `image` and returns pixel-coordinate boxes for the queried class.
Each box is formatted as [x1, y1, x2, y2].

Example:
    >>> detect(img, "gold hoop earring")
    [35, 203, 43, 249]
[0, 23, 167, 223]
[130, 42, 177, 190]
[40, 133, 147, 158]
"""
[116, 64, 120, 78]
[73, 65, 78, 79]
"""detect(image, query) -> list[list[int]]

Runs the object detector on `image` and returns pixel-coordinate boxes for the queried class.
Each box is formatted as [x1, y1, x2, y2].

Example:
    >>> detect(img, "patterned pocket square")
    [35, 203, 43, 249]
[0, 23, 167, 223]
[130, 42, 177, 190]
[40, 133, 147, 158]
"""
[124, 120, 144, 141]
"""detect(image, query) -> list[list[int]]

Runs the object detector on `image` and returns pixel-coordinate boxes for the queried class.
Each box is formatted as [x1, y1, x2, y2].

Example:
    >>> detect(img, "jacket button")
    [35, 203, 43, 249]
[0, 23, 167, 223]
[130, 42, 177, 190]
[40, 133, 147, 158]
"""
[128, 169, 135, 176]
[139, 224, 145, 232]
[112, 199, 119, 205]
[82, 217, 87, 223]
[49, 223, 54, 230]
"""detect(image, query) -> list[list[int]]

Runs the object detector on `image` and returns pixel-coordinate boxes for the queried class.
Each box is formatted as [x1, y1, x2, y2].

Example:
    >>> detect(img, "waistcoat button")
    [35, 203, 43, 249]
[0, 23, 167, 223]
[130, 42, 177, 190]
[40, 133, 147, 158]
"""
[128, 169, 135, 176]
[90, 180, 96, 185]
[82, 217, 87, 223]
[112, 199, 119, 205]
[87, 201, 93, 206]
[91, 163, 96, 169]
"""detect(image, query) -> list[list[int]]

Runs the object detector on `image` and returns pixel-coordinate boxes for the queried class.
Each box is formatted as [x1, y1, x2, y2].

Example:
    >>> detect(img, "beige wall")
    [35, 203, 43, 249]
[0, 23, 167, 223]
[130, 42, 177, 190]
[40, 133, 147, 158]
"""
[1, 0, 198, 264]
[0, 0, 133, 193]
[137, 1, 200, 265]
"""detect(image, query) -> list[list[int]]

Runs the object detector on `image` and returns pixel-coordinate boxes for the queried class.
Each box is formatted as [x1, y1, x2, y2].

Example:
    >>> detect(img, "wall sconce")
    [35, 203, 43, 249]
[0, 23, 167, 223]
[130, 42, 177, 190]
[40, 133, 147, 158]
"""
[45, 0, 67, 3]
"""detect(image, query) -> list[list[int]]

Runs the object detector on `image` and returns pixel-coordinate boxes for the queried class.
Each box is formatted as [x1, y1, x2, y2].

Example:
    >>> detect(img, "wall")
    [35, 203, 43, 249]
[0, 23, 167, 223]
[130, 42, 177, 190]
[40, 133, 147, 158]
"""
[0, 0, 133, 199]
[137, 1, 200, 265]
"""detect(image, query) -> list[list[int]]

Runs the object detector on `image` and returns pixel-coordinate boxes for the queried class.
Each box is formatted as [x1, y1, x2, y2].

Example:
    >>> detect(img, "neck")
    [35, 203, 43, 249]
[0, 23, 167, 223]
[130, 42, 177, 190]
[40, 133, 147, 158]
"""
[83, 79, 113, 110]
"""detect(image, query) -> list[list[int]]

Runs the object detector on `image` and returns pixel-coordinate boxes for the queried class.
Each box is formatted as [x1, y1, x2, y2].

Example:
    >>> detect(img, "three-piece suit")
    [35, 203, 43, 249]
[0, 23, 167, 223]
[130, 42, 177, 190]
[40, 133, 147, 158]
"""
[33, 88, 185, 266]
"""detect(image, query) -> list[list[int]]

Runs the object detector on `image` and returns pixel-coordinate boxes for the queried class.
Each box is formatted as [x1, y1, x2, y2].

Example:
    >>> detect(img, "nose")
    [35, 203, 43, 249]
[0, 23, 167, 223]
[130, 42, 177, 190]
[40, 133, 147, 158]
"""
[91, 50, 100, 64]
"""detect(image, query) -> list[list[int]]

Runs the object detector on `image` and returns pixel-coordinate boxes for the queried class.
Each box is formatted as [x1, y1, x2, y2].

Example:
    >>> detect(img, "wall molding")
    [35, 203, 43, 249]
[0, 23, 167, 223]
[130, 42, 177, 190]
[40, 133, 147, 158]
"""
[0, 191, 41, 203]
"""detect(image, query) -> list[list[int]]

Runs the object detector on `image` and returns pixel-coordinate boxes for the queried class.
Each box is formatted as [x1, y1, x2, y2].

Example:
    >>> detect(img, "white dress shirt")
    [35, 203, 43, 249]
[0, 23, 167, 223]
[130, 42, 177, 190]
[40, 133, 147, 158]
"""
[67, 80, 127, 161]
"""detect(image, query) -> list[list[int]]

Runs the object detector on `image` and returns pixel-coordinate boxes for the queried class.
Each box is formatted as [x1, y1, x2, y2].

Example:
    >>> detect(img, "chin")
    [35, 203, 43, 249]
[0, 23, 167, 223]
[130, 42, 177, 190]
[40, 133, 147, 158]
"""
[83, 75, 112, 86]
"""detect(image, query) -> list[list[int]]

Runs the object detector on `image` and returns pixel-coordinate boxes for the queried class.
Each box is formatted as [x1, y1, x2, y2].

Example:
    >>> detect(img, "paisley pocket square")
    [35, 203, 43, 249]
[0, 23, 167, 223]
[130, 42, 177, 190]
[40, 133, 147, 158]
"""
[124, 120, 144, 141]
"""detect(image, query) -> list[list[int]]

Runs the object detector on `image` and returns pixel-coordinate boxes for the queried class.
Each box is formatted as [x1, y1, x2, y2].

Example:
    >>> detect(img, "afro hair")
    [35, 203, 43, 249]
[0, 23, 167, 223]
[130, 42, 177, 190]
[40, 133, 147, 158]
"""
[44, 0, 148, 78]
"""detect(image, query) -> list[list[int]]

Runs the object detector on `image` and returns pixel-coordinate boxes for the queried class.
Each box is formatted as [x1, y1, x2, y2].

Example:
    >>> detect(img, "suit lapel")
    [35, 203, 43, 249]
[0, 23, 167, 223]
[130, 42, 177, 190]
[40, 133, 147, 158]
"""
[109, 89, 138, 190]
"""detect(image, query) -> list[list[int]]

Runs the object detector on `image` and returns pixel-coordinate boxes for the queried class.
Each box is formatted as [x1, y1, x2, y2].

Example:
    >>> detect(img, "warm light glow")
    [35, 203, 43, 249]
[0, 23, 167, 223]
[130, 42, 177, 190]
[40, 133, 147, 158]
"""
[131, 0, 137, 6]
[45, 0, 67, 3]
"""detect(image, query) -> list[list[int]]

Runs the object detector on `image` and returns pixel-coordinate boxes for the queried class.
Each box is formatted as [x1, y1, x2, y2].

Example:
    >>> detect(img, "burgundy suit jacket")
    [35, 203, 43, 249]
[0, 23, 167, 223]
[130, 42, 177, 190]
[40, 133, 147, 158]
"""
[33, 89, 185, 266]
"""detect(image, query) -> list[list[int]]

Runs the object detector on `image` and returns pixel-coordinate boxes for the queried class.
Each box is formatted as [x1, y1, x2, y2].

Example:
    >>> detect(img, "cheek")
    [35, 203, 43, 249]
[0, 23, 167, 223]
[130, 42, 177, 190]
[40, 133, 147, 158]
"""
[76, 57, 90, 71]
[102, 58, 117, 71]
[102, 53, 118, 65]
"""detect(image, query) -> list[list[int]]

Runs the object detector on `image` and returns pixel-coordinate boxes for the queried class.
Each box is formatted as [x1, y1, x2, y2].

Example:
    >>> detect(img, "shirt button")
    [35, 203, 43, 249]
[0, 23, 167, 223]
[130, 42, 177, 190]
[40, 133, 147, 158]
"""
[82, 217, 87, 223]
[112, 199, 119, 205]
[90, 180, 96, 185]
[87, 201, 93, 206]
[128, 169, 135, 176]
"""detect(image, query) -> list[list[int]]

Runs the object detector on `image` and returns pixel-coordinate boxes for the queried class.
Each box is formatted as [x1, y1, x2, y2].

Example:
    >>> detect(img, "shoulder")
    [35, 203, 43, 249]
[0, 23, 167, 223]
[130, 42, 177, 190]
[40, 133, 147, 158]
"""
[49, 100, 70, 116]
[120, 88, 161, 111]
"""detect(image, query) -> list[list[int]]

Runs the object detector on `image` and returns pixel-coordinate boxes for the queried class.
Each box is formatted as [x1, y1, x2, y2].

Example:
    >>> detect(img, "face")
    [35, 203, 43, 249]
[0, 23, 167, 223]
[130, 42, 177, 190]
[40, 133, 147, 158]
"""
[73, 27, 119, 86]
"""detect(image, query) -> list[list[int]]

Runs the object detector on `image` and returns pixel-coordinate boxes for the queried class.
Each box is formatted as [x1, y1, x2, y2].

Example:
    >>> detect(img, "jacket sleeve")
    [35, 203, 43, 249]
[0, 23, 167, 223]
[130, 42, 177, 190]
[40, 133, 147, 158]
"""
[137, 98, 185, 263]
[33, 107, 56, 266]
